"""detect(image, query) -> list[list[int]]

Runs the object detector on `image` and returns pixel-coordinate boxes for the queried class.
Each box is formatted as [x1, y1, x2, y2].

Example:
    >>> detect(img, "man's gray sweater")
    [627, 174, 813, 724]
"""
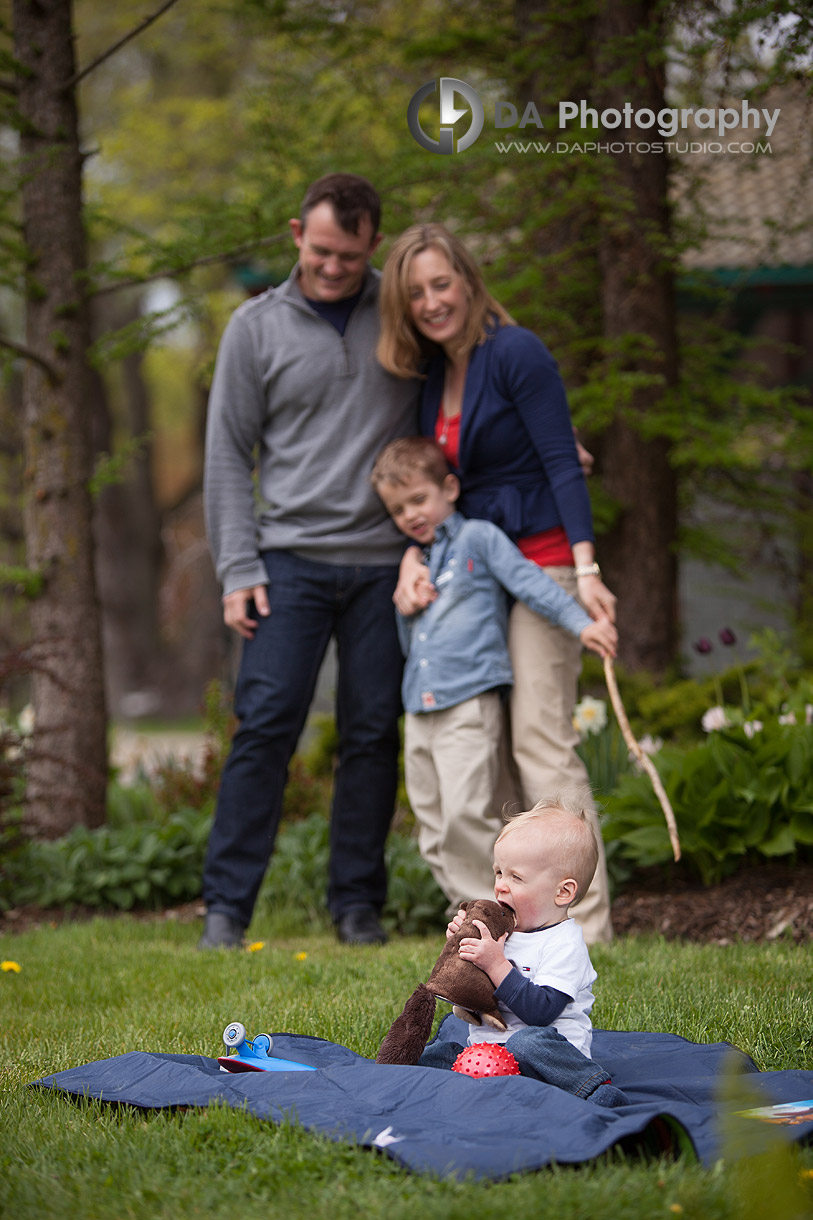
[204, 266, 418, 597]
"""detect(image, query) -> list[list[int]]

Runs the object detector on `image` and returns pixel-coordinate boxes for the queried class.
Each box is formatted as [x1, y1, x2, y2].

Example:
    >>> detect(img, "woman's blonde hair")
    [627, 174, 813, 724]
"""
[377, 223, 514, 378]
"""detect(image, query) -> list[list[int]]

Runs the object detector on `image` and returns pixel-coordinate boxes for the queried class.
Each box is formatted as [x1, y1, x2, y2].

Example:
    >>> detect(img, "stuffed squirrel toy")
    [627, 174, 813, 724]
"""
[375, 899, 516, 1065]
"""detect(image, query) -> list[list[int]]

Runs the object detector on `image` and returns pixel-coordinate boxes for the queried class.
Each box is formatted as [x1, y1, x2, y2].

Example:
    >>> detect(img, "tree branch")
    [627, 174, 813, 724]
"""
[0, 333, 61, 383]
[90, 232, 290, 297]
[62, 0, 184, 91]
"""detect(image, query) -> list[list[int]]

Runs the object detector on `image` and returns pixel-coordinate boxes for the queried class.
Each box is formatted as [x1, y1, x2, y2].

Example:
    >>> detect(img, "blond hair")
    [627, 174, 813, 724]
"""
[497, 796, 598, 907]
[377, 223, 515, 378]
[370, 436, 450, 492]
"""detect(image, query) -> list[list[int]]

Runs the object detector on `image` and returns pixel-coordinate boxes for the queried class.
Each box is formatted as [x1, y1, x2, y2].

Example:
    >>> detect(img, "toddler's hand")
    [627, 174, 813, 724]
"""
[458, 920, 511, 986]
[580, 617, 618, 660]
[445, 908, 466, 940]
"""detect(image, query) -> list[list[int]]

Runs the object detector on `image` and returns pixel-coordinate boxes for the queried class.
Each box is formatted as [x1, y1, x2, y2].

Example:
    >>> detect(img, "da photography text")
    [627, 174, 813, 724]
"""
[407, 78, 780, 155]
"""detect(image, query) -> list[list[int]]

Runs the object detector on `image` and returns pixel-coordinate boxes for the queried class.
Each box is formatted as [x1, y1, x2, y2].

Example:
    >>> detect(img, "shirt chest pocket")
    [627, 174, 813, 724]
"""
[434, 557, 479, 604]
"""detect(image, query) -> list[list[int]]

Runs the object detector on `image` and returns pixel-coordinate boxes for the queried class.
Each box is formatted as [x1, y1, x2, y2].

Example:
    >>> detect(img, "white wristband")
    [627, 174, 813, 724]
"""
[574, 563, 601, 578]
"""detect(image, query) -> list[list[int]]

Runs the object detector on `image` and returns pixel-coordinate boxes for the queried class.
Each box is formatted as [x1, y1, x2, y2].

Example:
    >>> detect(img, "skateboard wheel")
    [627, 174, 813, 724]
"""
[253, 1034, 273, 1056]
[222, 1021, 246, 1048]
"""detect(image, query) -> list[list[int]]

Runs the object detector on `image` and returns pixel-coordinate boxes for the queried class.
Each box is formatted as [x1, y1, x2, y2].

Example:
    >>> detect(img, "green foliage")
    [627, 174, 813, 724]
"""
[633, 677, 725, 742]
[256, 811, 447, 936]
[1, 791, 441, 935]
[576, 721, 633, 799]
[298, 713, 339, 778]
[581, 644, 813, 745]
[88, 432, 153, 499]
[603, 721, 813, 885]
[0, 564, 44, 598]
[0, 808, 211, 912]
[256, 813, 331, 927]
[382, 829, 448, 936]
[717, 1058, 811, 1220]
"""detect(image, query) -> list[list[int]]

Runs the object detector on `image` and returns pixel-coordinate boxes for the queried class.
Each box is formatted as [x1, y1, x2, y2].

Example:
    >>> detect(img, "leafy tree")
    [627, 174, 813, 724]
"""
[6, 0, 108, 835]
[1, 0, 811, 838]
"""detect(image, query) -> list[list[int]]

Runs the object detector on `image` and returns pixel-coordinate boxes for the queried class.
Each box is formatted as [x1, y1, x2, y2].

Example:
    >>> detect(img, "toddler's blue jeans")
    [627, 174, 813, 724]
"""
[419, 1026, 610, 1098]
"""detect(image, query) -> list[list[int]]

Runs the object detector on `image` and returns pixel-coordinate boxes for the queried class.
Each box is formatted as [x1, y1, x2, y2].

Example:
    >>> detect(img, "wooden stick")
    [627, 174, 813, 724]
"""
[603, 656, 681, 862]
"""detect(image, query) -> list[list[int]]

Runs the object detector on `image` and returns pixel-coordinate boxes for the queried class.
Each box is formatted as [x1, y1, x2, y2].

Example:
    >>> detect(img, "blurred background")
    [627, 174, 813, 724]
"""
[1, 0, 812, 837]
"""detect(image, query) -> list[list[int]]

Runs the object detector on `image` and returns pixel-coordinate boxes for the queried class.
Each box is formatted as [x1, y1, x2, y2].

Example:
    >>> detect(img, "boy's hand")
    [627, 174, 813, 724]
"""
[580, 616, 618, 660]
[458, 920, 512, 987]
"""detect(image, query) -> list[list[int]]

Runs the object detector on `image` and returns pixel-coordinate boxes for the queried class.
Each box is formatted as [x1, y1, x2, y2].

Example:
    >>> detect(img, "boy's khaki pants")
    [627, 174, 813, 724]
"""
[404, 692, 504, 911]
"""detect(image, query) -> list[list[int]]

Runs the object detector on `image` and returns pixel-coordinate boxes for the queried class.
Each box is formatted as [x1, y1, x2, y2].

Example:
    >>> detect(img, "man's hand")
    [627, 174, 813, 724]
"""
[458, 919, 512, 987]
[222, 584, 270, 639]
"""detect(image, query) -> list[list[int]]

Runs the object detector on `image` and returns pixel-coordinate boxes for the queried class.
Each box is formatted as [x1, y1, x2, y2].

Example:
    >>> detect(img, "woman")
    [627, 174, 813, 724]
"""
[378, 223, 616, 944]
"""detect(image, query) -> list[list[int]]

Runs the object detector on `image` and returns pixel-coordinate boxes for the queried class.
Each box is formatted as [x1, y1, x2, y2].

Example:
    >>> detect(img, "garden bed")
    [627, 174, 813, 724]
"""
[3, 863, 812, 943]
[610, 861, 813, 944]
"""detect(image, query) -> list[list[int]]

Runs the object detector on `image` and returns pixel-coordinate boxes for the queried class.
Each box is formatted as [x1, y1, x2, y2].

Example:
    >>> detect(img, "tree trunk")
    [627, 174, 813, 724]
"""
[89, 299, 164, 720]
[14, 0, 107, 834]
[591, 0, 679, 672]
[512, 0, 679, 672]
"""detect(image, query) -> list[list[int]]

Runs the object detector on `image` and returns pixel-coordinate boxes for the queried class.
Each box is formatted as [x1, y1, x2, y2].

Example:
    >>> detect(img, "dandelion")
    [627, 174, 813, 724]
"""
[701, 706, 730, 733]
[246, 941, 265, 953]
[572, 696, 607, 737]
[1, 961, 21, 973]
[294, 951, 308, 962]
[743, 720, 763, 738]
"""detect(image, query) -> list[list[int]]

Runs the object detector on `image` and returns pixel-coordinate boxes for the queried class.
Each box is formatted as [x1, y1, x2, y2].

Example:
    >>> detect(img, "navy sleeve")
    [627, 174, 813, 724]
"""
[494, 969, 572, 1027]
[496, 328, 594, 546]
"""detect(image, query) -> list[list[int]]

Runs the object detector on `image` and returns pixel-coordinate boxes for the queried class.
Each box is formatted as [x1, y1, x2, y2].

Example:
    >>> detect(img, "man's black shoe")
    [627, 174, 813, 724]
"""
[197, 911, 245, 949]
[336, 907, 388, 945]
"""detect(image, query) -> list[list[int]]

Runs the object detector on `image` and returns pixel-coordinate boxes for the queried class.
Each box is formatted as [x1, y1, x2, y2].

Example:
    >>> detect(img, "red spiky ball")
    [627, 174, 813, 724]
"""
[452, 1043, 521, 1078]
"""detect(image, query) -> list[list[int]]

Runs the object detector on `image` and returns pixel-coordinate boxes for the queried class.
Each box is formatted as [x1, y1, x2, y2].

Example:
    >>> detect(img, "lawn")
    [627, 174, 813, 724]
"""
[2, 913, 812, 1220]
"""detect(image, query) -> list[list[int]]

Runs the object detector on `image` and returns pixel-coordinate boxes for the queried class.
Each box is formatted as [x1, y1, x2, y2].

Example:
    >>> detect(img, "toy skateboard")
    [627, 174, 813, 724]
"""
[217, 1022, 317, 1073]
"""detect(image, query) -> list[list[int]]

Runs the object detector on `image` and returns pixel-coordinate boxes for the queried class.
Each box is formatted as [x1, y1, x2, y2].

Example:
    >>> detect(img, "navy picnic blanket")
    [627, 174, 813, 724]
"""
[32, 1016, 813, 1180]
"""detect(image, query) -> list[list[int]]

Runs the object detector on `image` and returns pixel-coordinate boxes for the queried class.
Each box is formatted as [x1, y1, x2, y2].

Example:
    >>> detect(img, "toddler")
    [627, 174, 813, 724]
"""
[419, 799, 628, 1106]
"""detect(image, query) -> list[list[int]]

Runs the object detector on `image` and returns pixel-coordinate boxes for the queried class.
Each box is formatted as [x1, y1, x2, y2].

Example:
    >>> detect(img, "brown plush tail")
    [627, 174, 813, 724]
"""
[375, 983, 437, 1065]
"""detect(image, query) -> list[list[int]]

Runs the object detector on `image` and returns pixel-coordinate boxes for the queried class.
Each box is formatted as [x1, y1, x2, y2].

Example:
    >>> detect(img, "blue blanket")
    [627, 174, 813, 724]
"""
[32, 1018, 813, 1180]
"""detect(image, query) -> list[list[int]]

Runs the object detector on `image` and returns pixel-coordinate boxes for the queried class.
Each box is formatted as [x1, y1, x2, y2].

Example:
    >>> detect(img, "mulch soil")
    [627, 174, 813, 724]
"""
[2, 864, 812, 944]
[610, 862, 813, 945]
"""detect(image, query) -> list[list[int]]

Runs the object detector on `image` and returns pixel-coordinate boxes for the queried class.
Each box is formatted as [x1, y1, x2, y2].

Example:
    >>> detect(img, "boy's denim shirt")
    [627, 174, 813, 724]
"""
[398, 511, 592, 715]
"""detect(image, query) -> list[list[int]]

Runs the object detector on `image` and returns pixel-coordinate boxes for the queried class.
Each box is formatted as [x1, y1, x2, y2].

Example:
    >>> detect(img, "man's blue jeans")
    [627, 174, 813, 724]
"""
[419, 1026, 610, 1097]
[202, 549, 403, 927]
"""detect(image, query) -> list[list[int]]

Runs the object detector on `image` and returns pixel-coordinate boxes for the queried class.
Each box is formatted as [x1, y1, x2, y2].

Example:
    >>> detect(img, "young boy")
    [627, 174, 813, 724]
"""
[370, 437, 617, 909]
[419, 800, 627, 1106]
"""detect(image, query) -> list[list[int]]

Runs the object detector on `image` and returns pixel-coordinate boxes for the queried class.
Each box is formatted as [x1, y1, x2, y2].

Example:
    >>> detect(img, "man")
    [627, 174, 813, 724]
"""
[199, 174, 418, 948]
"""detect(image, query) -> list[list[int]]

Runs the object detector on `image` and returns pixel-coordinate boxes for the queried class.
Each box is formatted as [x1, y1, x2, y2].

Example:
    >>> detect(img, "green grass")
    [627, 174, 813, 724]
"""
[1, 914, 812, 1220]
